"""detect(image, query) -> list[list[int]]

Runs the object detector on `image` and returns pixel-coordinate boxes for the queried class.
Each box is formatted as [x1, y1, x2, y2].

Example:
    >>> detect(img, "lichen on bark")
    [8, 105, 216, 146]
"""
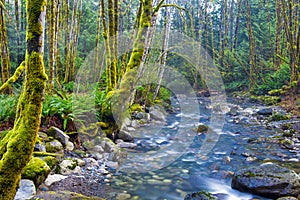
[0, 0, 47, 199]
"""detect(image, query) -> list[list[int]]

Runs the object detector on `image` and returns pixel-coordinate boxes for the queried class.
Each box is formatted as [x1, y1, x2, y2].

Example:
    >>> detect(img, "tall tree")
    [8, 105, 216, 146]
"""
[0, 0, 47, 199]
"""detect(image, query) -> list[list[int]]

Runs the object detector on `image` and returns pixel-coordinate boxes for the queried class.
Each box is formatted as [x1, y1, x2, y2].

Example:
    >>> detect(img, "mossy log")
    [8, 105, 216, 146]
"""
[0, 0, 47, 199]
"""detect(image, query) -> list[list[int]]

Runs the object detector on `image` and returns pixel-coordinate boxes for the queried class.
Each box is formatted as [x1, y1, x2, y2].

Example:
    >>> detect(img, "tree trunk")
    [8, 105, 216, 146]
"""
[0, 0, 47, 199]
[48, 0, 56, 90]
[107, 0, 152, 125]
[245, 0, 256, 89]
[0, 0, 11, 94]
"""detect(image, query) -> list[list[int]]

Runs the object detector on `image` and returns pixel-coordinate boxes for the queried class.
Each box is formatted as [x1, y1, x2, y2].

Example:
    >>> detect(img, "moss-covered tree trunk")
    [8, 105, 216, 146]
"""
[0, 0, 11, 94]
[0, 0, 47, 199]
[106, 0, 152, 125]
[48, 0, 57, 90]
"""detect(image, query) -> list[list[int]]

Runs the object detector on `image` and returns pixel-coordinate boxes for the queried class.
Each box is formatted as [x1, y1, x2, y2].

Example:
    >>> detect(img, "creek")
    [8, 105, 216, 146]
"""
[102, 97, 299, 200]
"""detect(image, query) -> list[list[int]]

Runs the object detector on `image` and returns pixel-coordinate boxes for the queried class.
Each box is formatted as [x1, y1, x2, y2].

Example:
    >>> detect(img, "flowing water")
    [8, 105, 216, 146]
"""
[103, 97, 299, 200]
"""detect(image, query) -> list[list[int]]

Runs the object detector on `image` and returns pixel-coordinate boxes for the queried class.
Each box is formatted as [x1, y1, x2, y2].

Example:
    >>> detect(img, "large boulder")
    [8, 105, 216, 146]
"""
[231, 163, 300, 199]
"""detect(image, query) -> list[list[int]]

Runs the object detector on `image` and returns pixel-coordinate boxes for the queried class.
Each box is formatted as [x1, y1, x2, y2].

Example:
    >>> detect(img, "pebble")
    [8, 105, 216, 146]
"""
[246, 157, 257, 162]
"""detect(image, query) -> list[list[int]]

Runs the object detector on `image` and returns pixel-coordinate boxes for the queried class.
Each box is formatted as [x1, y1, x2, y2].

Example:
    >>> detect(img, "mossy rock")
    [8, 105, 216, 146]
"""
[22, 157, 51, 186]
[196, 124, 209, 133]
[44, 156, 59, 169]
[184, 191, 218, 200]
[130, 104, 143, 112]
[45, 139, 63, 153]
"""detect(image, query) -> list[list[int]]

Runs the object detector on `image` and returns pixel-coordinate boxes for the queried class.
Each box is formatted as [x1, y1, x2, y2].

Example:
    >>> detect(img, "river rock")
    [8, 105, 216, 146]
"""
[45, 140, 63, 153]
[117, 142, 137, 148]
[84, 158, 99, 167]
[59, 159, 81, 175]
[257, 108, 273, 116]
[117, 130, 133, 142]
[149, 107, 166, 121]
[231, 163, 300, 198]
[34, 143, 46, 152]
[47, 126, 70, 146]
[44, 174, 68, 186]
[14, 180, 36, 200]
[184, 191, 218, 200]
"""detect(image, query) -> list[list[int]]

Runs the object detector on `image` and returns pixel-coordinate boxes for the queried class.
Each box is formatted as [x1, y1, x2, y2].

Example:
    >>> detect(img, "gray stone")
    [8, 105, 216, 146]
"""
[45, 140, 63, 153]
[48, 126, 70, 146]
[34, 143, 46, 152]
[231, 163, 300, 199]
[117, 142, 137, 149]
[84, 158, 99, 167]
[14, 180, 36, 200]
[117, 130, 133, 142]
[101, 139, 115, 153]
[94, 145, 104, 152]
[257, 108, 273, 116]
[44, 174, 68, 186]
[65, 141, 74, 151]
[150, 108, 166, 121]
[59, 159, 81, 175]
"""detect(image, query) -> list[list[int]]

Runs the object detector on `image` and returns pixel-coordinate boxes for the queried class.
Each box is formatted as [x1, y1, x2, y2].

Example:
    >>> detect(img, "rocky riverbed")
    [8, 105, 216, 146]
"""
[14, 96, 300, 200]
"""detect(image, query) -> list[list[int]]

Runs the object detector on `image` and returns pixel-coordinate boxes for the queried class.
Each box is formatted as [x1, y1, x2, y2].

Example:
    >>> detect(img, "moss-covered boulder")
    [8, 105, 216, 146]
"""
[231, 163, 300, 199]
[22, 157, 51, 186]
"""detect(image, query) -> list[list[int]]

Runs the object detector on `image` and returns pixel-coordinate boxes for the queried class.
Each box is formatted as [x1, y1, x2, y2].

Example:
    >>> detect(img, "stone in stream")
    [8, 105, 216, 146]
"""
[257, 107, 273, 116]
[184, 191, 218, 200]
[117, 130, 133, 142]
[149, 107, 166, 121]
[231, 163, 300, 199]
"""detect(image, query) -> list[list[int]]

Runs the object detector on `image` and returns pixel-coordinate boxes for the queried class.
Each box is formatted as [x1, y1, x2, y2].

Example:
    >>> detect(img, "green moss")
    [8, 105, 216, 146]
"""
[131, 104, 143, 112]
[22, 157, 51, 186]
[250, 95, 280, 105]
[44, 156, 59, 169]
[270, 112, 291, 121]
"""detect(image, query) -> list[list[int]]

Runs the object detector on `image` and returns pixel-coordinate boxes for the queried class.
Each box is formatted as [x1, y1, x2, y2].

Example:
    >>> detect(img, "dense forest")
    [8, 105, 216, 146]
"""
[0, 0, 300, 199]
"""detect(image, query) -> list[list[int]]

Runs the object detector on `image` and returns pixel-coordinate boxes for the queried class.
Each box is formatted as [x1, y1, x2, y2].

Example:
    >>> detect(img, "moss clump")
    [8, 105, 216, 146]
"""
[270, 112, 291, 122]
[22, 157, 51, 186]
[44, 156, 59, 169]
[130, 104, 143, 112]
[250, 95, 281, 105]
